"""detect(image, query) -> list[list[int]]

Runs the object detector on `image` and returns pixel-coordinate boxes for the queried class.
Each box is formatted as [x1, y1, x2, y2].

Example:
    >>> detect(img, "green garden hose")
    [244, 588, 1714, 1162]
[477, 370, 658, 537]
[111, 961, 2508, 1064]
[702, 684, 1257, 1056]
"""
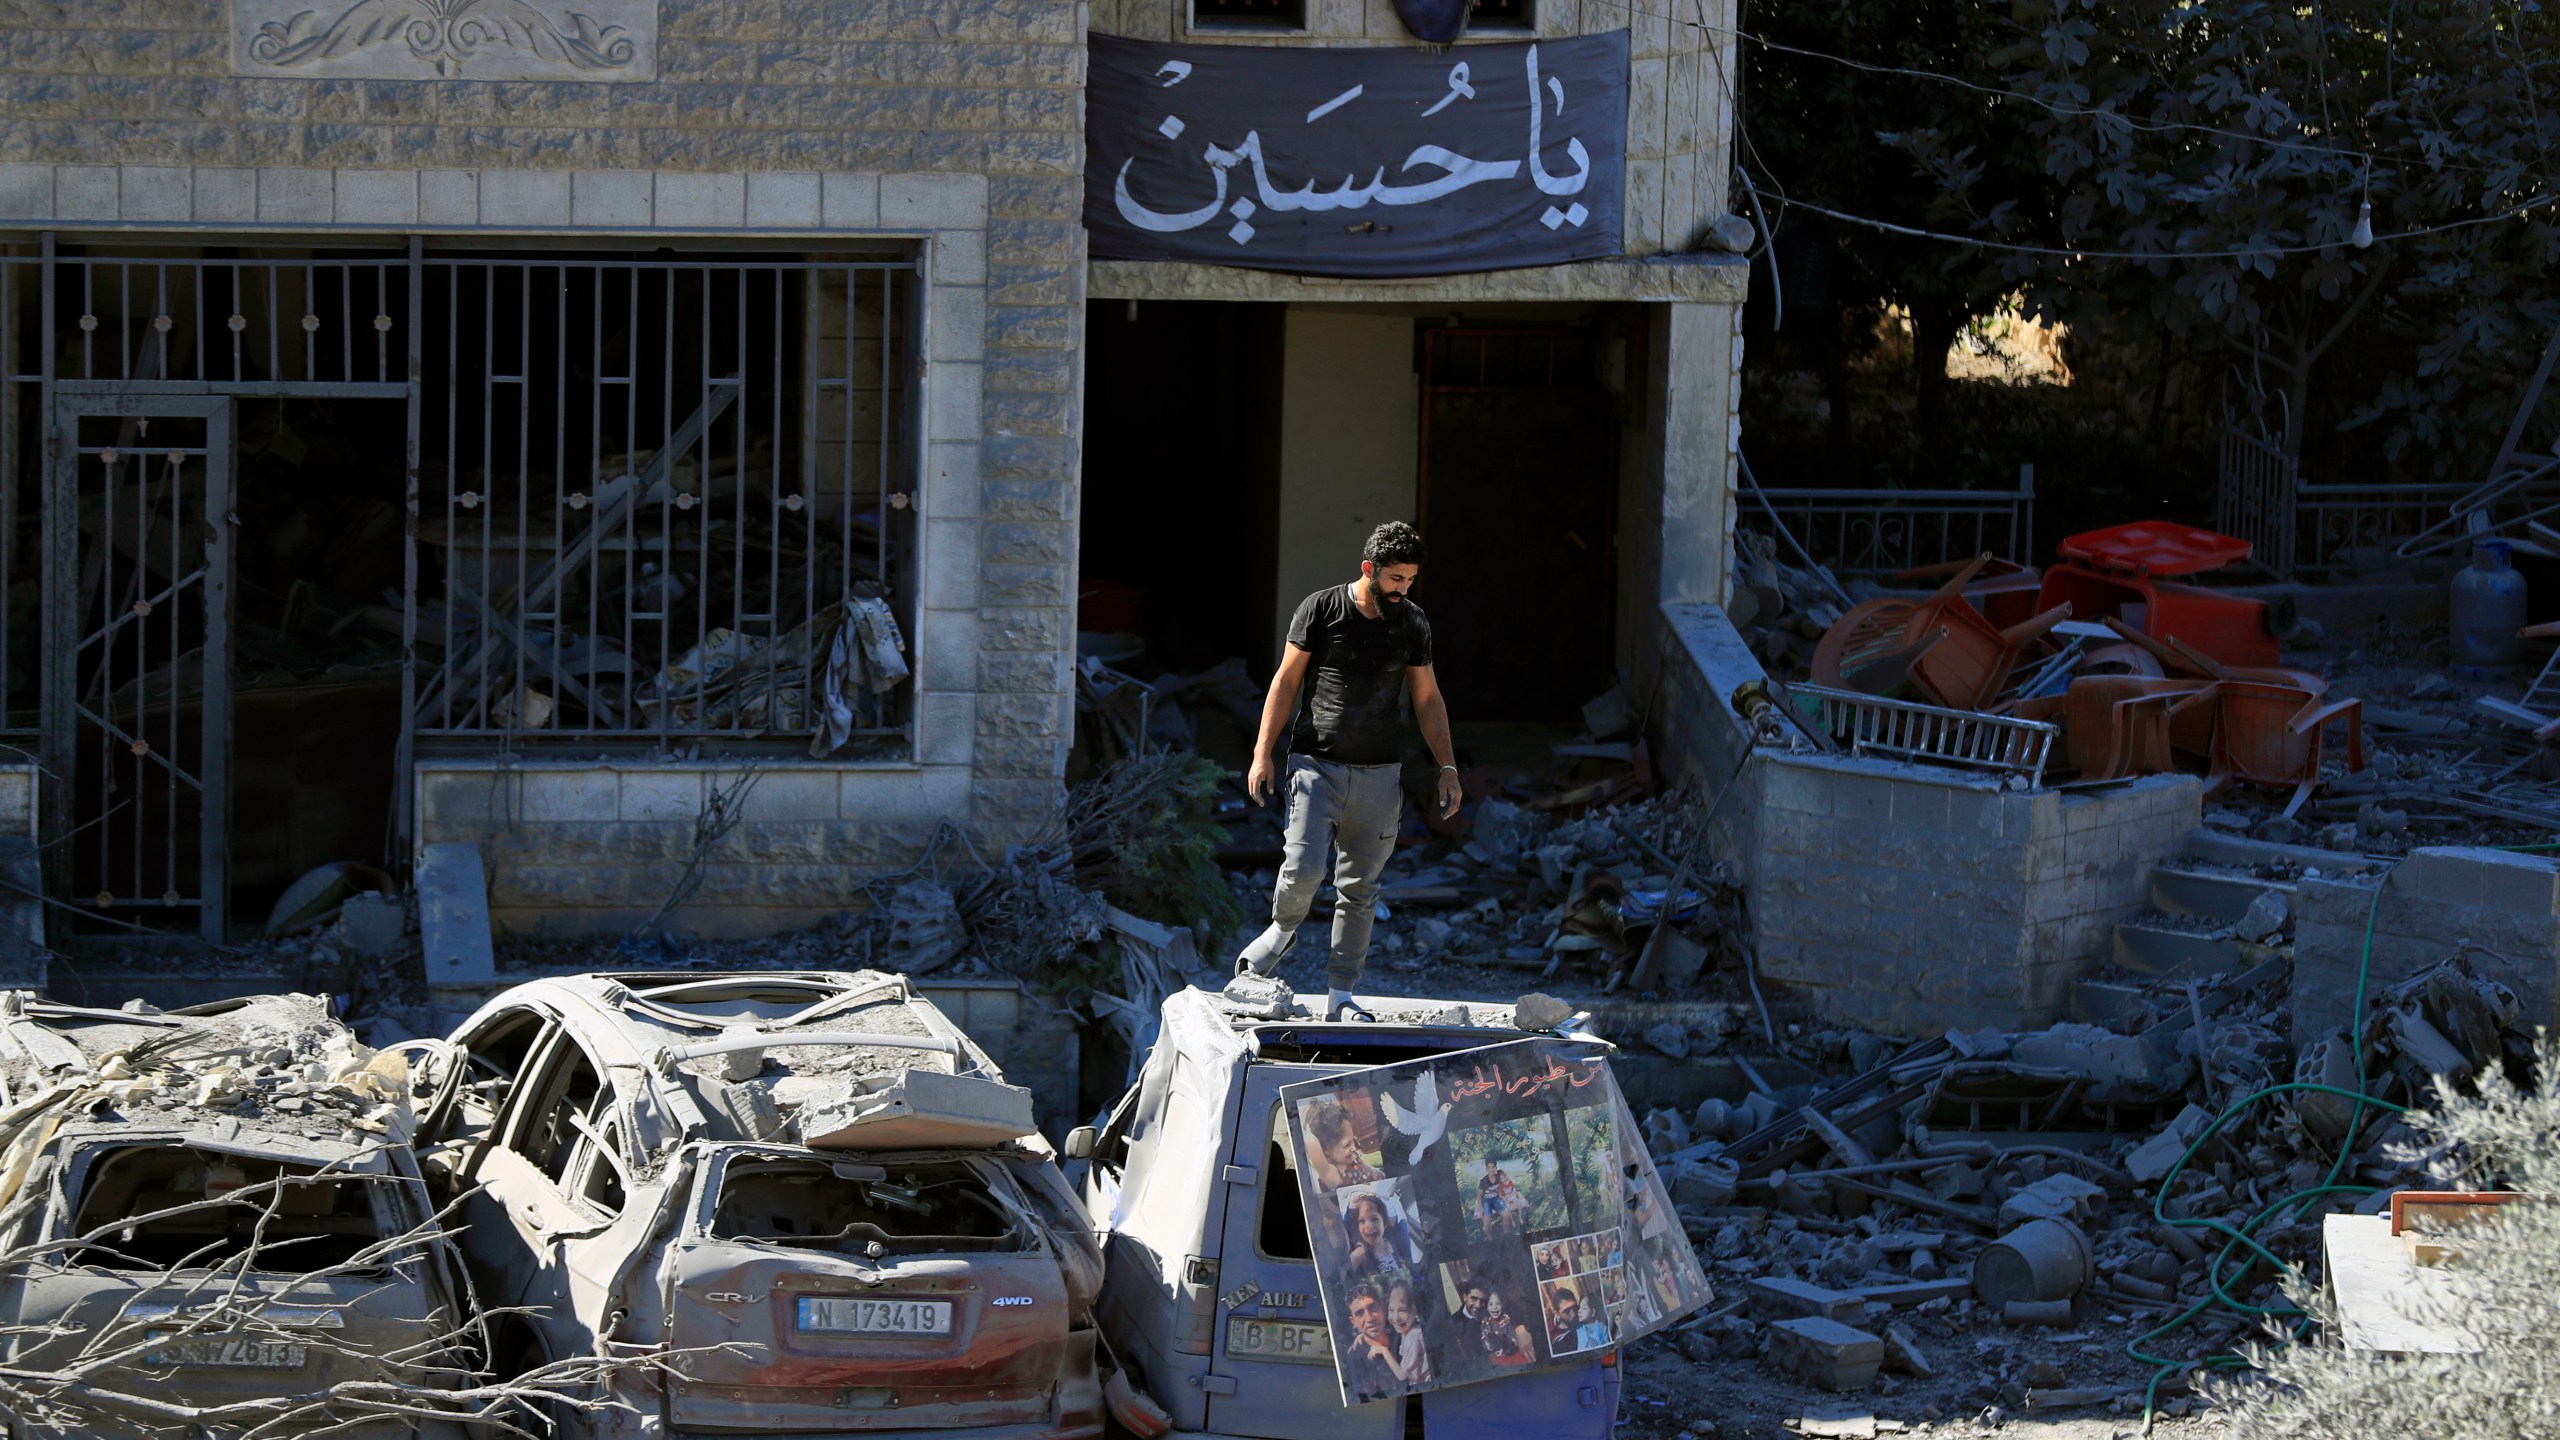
[2126, 844, 2558, 1431]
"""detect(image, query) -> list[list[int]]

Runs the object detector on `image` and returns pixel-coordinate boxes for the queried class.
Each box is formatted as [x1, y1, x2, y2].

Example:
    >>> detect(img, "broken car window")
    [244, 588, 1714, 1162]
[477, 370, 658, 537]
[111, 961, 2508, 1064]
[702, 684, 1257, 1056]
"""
[1255, 1105, 1314, 1262]
[709, 1159, 1025, 1256]
[516, 1042, 603, 1186]
[66, 1145, 395, 1274]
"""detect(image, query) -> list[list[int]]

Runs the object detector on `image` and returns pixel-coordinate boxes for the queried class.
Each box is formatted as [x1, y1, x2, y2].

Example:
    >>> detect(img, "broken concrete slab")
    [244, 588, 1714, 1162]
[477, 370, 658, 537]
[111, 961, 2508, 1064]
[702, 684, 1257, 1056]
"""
[1881, 1321, 1932, 1377]
[1764, 1315, 1884, 1391]
[1997, 1174, 2109, 1228]
[1744, 1276, 1863, 1324]
[796, 1066, 1037, 1150]
[335, 892, 406, 956]
[417, 843, 495, 985]
[2124, 1103, 2216, 1184]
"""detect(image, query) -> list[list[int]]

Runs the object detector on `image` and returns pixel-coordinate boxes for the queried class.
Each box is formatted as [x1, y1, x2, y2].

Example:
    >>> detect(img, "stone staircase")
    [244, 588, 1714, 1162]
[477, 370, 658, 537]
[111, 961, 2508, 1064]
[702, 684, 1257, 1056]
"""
[2073, 832, 2296, 1024]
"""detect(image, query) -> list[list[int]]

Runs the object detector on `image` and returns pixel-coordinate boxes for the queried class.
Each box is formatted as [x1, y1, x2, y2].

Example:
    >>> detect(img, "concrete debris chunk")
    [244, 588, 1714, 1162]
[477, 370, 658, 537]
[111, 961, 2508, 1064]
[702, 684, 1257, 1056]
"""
[1793, 1408, 1878, 1439]
[2006, 1022, 2191, 1099]
[2231, 889, 2290, 942]
[1643, 1021, 1692, 1058]
[1997, 1174, 2110, 1228]
[1764, 1316, 1884, 1391]
[1881, 1321, 1933, 1377]
[1513, 992, 1574, 1031]
[1220, 971, 1295, 1018]
[884, 879, 967, 975]
[796, 1066, 1037, 1150]
[2124, 1103, 2216, 1184]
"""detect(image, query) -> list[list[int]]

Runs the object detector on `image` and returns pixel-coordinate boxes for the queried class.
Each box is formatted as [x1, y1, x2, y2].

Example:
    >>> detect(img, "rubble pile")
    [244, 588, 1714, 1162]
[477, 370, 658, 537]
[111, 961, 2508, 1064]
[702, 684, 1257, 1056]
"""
[0, 992, 418, 1170]
[1621, 936, 2544, 1429]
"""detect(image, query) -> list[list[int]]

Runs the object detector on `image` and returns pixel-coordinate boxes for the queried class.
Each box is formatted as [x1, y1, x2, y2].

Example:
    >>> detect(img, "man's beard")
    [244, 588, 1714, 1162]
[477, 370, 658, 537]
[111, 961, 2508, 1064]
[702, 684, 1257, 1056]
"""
[1380, 590, 1405, 604]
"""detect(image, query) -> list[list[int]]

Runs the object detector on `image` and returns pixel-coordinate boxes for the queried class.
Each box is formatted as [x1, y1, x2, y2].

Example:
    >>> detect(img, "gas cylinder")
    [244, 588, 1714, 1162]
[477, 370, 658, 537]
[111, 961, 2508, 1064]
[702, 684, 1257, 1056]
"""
[2449, 539, 2529, 679]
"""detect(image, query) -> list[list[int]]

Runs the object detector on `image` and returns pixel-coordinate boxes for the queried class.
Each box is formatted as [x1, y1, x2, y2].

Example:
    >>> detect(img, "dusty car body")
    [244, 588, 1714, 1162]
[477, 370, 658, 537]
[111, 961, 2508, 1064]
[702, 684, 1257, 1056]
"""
[0, 991, 473, 1440]
[417, 969, 1104, 1440]
[1075, 989, 1621, 1440]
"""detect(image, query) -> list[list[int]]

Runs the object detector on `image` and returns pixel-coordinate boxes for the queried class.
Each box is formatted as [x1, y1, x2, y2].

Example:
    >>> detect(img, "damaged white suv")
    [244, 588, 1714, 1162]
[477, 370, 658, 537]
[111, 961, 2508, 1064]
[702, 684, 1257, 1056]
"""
[0, 991, 476, 1440]
[416, 970, 1105, 1440]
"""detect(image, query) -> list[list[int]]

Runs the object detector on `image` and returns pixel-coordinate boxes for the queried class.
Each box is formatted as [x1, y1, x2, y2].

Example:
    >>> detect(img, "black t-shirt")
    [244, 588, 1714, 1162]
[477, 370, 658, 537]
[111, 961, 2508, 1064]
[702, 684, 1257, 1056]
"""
[1285, 584, 1433, 765]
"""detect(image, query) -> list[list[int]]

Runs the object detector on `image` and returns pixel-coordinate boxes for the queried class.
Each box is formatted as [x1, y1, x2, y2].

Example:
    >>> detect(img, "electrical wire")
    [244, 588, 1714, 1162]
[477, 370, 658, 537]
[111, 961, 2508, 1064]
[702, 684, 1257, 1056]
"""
[1754, 189, 2560, 263]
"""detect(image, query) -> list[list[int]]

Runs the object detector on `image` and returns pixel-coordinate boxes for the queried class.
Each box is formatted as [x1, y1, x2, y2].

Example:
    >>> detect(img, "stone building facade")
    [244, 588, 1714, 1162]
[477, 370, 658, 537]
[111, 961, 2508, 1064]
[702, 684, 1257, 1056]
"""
[0, 0, 1743, 943]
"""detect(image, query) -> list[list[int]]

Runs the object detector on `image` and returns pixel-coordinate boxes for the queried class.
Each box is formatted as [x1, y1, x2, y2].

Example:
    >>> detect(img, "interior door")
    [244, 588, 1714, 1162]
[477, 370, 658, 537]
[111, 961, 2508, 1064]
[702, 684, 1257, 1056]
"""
[1417, 327, 1618, 721]
[45, 392, 232, 941]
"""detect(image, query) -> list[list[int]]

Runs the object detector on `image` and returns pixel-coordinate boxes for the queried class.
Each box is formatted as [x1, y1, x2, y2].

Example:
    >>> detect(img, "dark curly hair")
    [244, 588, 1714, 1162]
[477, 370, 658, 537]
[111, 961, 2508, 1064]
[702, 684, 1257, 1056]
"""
[1363, 521, 1427, 570]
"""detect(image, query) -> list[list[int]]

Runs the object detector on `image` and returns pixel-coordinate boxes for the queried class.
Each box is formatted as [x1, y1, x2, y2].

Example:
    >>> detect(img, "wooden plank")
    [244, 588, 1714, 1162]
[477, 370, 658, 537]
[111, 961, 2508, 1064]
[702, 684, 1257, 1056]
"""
[2321, 1213, 2481, 1355]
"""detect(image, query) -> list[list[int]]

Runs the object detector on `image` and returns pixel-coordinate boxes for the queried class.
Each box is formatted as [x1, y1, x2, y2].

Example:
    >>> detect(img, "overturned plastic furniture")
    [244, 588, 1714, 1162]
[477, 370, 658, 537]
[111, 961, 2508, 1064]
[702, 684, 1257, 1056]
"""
[1815, 553, 2072, 710]
[2012, 676, 2212, 781]
[2037, 521, 2280, 669]
[2206, 679, 2366, 811]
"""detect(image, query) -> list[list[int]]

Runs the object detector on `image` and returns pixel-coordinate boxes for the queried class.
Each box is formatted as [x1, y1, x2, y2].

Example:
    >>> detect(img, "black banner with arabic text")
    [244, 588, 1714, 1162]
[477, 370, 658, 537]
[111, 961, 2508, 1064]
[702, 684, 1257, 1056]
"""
[1086, 33, 1630, 278]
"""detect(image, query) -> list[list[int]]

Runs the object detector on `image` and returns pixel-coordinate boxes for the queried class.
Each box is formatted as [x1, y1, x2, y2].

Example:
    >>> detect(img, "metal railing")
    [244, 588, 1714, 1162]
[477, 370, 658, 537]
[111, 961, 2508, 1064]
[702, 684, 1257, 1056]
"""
[2, 245, 919, 750]
[2216, 424, 2560, 580]
[1741, 465, 2037, 579]
[409, 256, 916, 744]
[2215, 428, 2294, 578]
[1792, 683, 2056, 785]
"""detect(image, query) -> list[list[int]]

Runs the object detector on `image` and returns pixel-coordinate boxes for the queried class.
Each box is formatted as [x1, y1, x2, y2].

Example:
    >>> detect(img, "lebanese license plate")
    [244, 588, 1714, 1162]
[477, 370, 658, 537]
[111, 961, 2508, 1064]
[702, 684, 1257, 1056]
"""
[1226, 1316, 1333, 1365]
[797, 1297, 954, 1336]
[146, 1332, 307, 1368]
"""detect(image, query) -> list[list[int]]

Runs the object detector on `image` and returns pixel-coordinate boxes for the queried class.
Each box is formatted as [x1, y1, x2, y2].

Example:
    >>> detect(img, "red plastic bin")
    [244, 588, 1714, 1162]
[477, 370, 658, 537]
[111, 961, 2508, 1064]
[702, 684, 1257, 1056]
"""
[2038, 522, 2279, 669]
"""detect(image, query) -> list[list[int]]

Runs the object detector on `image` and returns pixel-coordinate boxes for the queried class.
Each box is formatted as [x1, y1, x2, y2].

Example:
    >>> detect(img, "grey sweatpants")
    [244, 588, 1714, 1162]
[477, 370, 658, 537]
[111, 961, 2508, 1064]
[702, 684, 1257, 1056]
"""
[1265, 754, 1403, 991]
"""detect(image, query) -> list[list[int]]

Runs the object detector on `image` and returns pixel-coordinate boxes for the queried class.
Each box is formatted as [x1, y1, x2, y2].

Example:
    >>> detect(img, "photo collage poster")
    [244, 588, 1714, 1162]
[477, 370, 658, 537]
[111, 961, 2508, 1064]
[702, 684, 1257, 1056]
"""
[1279, 1037, 1713, 1404]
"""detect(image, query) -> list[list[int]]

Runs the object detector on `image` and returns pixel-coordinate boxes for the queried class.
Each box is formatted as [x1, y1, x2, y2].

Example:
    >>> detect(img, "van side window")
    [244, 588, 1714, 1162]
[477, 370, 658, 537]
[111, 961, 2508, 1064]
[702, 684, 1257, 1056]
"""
[1256, 1103, 1313, 1261]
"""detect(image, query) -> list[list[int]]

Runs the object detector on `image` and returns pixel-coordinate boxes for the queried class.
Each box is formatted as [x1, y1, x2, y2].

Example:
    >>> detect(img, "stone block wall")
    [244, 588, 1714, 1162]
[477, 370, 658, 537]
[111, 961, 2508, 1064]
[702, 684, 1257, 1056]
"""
[0, 0, 1089, 863]
[1752, 757, 2200, 1033]
[2294, 847, 2560, 1043]
[926, 980, 1083, 1140]
[417, 757, 976, 937]
[1090, 0, 1737, 256]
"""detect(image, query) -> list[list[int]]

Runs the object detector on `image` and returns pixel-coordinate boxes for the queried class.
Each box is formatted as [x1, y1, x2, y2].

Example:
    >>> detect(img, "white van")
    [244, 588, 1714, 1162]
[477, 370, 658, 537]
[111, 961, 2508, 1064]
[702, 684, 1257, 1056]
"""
[1072, 989, 1621, 1440]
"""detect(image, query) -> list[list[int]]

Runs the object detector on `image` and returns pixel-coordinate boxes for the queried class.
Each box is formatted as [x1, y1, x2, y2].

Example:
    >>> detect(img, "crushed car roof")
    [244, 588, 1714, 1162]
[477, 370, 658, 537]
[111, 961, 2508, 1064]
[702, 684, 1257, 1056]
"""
[459, 970, 1040, 1150]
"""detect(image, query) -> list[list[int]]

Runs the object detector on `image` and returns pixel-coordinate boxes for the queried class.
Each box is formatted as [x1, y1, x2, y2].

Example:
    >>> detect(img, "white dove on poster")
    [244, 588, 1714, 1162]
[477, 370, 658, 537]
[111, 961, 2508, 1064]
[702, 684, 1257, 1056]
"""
[1379, 1070, 1452, 1166]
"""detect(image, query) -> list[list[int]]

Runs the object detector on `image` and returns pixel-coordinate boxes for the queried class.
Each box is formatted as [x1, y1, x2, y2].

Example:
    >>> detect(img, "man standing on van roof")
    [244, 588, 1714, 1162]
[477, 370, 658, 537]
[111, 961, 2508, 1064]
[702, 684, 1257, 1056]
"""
[1228, 521, 1461, 1022]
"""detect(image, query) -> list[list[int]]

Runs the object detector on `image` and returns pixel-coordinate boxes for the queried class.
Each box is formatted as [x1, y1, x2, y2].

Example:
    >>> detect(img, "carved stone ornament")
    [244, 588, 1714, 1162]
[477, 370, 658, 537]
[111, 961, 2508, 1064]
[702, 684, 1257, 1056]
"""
[231, 0, 658, 81]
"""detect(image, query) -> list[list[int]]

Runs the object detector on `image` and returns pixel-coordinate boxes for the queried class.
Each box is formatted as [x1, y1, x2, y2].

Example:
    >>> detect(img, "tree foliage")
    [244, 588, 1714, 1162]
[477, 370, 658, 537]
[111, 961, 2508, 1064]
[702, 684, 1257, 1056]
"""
[2220, 1038, 2560, 1438]
[1747, 0, 2560, 476]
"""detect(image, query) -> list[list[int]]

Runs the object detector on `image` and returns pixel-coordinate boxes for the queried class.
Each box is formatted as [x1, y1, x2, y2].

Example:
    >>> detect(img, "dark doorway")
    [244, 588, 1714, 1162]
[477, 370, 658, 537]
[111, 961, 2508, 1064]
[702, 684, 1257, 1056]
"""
[1080, 300, 1285, 677]
[1418, 325, 1618, 720]
[226, 397, 409, 926]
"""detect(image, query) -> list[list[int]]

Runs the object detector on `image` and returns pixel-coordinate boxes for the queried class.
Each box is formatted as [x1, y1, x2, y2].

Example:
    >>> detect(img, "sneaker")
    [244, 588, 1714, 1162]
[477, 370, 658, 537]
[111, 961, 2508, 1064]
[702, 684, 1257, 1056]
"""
[1233, 922, 1298, 977]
